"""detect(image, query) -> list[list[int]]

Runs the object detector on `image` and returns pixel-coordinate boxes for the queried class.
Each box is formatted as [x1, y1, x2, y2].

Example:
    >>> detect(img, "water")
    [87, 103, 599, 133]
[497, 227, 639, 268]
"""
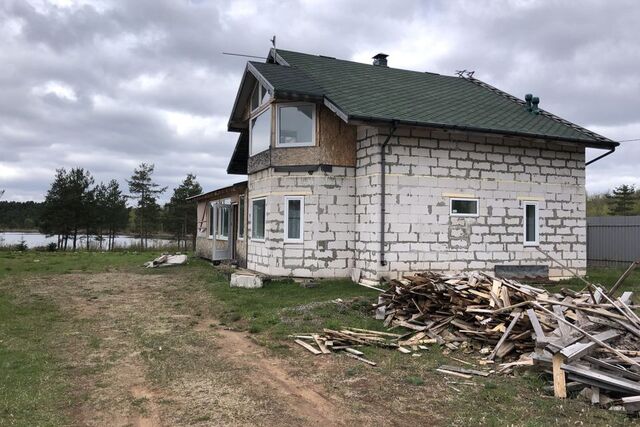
[0, 231, 176, 249]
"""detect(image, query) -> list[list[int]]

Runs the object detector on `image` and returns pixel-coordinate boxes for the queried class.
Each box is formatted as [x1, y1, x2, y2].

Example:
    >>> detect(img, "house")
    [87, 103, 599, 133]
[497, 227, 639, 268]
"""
[191, 48, 618, 282]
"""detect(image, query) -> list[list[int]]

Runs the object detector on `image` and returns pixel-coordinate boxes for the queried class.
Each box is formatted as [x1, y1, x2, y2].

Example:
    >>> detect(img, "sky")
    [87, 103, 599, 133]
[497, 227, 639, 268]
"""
[0, 0, 639, 202]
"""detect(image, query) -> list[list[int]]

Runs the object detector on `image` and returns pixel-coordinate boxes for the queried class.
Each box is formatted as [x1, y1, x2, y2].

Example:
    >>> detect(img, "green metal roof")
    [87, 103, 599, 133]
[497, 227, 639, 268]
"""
[247, 49, 615, 148]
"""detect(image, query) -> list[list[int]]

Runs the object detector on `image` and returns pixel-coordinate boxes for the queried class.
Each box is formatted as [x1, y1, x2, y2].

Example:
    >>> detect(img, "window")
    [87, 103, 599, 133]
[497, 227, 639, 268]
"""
[250, 109, 270, 156]
[450, 198, 479, 217]
[523, 202, 539, 246]
[214, 205, 229, 240]
[284, 196, 304, 242]
[276, 103, 315, 147]
[208, 204, 214, 238]
[238, 196, 245, 239]
[251, 198, 266, 240]
[251, 83, 270, 112]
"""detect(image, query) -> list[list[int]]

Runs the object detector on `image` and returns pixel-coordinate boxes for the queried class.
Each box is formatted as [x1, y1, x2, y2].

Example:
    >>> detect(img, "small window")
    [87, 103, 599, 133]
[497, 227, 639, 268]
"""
[251, 83, 270, 112]
[208, 204, 214, 238]
[250, 108, 271, 156]
[284, 196, 304, 242]
[251, 198, 266, 240]
[523, 202, 539, 246]
[450, 198, 479, 217]
[277, 104, 315, 147]
[238, 196, 245, 239]
[215, 206, 229, 240]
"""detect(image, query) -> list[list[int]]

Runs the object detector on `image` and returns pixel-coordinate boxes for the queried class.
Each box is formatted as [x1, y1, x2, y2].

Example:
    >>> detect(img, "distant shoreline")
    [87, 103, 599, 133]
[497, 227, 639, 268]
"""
[0, 230, 176, 239]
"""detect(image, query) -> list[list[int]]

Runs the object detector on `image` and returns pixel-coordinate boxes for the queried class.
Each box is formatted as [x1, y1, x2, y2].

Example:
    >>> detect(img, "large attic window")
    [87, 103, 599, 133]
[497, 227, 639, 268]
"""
[251, 82, 270, 112]
[276, 103, 315, 147]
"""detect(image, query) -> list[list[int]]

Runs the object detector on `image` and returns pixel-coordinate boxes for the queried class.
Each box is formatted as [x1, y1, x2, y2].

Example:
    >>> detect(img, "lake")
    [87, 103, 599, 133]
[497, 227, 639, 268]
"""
[0, 231, 177, 249]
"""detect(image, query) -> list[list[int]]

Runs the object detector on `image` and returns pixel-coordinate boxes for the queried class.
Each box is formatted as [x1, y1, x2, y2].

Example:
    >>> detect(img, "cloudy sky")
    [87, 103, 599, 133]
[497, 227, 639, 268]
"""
[0, 0, 639, 202]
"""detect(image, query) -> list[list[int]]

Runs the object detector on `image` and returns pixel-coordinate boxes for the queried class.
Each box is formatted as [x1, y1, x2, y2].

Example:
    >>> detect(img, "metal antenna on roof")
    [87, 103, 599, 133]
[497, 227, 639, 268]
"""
[455, 69, 475, 78]
[270, 35, 276, 49]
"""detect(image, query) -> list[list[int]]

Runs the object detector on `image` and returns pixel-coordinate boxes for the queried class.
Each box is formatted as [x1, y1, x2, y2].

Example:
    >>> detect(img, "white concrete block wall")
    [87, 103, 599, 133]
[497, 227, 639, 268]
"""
[355, 126, 587, 281]
[246, 167, 356, 278]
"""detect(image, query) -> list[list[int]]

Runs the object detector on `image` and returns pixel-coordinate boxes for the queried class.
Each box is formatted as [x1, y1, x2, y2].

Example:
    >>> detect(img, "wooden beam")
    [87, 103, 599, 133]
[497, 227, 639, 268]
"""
[488, 311, 522, 360]
[552, 353, 567, 398]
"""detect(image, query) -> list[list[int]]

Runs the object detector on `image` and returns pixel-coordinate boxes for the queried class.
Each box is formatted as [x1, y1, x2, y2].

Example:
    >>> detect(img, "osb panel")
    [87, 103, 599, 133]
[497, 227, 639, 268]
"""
[317, 104, 357, 166]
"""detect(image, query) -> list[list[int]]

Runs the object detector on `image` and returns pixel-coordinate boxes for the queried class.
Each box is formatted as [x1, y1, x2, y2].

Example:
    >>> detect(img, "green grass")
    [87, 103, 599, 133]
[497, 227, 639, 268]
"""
[0, 250, 166, 281]
[551, 266, 640, 295]
[0, 290, 70, 426]
[198, 270, 381, 341]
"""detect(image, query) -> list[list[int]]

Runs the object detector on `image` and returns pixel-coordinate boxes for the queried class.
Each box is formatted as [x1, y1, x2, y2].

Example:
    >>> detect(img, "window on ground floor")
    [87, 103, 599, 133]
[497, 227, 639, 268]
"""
[284, 196, 304, 242]
[251, 198, 266, 240]
[523, 201, 539, 246]
[238, 196, 245, 239]
[450, 198, 479, 217]
[208, 204, 214, 238]
[216, 205, 229, 240]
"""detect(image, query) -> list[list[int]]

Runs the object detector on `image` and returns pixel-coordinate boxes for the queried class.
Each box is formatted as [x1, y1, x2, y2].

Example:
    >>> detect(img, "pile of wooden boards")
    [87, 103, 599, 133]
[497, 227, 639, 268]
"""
[144, 253, 187, 268]
[379, 271, 640, 413]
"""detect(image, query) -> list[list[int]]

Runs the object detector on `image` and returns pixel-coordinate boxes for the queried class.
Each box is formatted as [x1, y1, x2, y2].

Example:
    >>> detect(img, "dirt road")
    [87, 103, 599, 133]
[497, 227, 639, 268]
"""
[17, 271, 384, 426]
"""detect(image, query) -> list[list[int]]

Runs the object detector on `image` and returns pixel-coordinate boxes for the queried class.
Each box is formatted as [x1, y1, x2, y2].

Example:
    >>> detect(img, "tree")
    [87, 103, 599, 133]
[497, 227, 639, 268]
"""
[127, 163, 166, 248]
[102, 180, 129, 250]
[39, 168, 94, 250]
[606, 184, 637, 216]
[586, 193, 609, 217]
[164, 174, 202, 250]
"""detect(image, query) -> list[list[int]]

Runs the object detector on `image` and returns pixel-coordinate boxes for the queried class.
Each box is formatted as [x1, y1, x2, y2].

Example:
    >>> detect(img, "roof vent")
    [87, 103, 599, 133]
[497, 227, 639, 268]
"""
[372, 53, 388, 67]
[524, 94, 540, 114]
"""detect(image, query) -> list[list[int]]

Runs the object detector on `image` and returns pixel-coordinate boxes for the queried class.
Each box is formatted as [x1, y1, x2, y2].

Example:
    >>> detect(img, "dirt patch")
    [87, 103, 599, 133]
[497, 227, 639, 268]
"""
[10, 272, 364, 426]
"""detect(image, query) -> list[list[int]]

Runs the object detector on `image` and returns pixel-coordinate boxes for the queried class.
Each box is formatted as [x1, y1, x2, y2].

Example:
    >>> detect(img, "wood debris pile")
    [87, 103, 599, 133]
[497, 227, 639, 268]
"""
[380, 270, 640, 413]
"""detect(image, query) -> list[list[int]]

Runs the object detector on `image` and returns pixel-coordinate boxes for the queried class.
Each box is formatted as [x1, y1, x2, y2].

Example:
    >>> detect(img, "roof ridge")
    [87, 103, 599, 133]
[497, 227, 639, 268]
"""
[464, 76, 614, 144]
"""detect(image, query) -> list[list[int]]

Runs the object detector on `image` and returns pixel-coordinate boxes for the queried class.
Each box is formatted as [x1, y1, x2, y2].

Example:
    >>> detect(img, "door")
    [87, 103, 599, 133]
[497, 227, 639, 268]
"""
[212, 202, 233, 261]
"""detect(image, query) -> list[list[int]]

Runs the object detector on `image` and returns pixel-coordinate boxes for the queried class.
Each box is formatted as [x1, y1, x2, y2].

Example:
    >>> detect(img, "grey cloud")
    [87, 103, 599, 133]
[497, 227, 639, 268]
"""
[0, 0, 639, 203]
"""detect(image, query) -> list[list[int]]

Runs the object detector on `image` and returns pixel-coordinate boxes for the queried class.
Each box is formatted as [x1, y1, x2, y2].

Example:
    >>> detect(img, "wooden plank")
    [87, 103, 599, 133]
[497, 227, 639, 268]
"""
[488, 311, 522, 360]
[560, 330, 620, 362]
[436, 368, 472, 379]
[397, 346, 412, 354]
[552, 353, 567, 398]
[553, 305, 572, 338]
[438, 364, 490, 377]
[344, 347, 364, 356]
[345, 352, 377, 366]
[561, 364, 640, 394]
[312, 334, 331, 354]
[294, 339, 322, 355]
[591, 386, 600, 405]
[526, 308, 547, 345]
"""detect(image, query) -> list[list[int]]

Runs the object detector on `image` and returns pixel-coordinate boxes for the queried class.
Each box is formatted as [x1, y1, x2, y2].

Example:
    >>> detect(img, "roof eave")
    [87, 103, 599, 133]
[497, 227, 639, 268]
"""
[347, 114, 619, 150]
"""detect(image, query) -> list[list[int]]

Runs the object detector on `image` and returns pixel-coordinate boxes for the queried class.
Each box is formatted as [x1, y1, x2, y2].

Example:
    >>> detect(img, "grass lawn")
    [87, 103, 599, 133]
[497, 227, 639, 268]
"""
[1, 250, 638, 426]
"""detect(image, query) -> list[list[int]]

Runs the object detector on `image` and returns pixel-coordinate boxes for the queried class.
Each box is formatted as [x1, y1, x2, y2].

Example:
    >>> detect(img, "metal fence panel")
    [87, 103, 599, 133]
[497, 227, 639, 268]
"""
[587, 216, 640, 267]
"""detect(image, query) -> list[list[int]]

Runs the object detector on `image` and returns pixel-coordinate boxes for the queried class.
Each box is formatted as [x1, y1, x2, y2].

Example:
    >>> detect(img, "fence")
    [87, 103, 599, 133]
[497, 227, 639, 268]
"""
[587, 216, 640, 267]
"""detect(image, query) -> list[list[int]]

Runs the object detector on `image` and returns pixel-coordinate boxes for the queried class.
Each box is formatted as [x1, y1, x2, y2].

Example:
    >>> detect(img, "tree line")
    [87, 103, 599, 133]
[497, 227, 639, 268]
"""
[31, 163, 201, 251]
[587, 184, 640, 217]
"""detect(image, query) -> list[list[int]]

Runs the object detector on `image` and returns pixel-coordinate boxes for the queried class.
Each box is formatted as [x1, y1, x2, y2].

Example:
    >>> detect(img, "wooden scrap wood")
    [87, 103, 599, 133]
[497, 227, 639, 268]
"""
[436, 368, 472, 379]
[526, 308, 547, 345]
[345, 352, 377, 366]
[312, 334, 331, 354]
[438, 364, 490, 377]
[561, 364, 640, 394]
[397, 346, 412, 354]
[344, 347, 364, 356]
[294, 339, 322, 355]
[488, 311, 522, 360]
[552, 353, 567, 398]
[560, 330, 620, 362]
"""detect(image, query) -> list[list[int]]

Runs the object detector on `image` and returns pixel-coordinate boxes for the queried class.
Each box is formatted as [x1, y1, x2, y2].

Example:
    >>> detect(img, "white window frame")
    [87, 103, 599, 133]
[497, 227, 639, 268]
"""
[523, 201, 539, 246]
[249, 107, 271, 156]
[208, 203, 215, 239]
[449, 198, 479, 217]
[238, 196, 245, 240]
[251, 82, 270, 113]
[215, 205, 229, 241]
[284, 196, 304, 243]
[275, 102, 316, 148]
[250, 197, 267, 242]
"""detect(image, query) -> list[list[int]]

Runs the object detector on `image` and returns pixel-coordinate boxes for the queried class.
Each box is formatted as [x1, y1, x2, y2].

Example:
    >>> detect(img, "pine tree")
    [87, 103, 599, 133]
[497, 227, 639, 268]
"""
[164, 174, 202, 250]
[127, 163, 166, 248]
[606, 184, 637, 216]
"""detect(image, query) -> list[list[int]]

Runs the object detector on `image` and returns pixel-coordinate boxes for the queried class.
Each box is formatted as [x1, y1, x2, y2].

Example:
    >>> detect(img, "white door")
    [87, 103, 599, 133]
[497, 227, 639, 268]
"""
[212, 202, 233, 261]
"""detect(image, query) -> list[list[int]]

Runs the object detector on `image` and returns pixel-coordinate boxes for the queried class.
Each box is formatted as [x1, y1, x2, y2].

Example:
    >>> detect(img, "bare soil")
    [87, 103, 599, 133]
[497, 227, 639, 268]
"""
[14, 271, 438, 426]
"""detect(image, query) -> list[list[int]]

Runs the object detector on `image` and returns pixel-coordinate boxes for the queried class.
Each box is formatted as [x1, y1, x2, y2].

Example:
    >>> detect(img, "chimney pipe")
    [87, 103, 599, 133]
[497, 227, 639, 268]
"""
[372, 53, 388, 67]
[525, 94, 533, 112]
[532, 96, 540, 114]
